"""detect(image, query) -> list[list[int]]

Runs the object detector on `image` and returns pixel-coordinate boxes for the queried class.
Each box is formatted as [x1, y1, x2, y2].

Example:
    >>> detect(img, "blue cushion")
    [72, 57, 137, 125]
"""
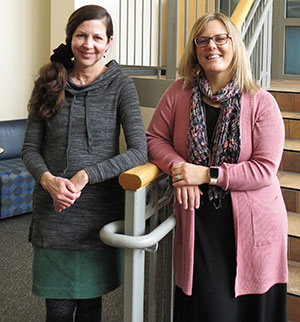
[0, 119, 27, 161]
[0, 158, 34, 219]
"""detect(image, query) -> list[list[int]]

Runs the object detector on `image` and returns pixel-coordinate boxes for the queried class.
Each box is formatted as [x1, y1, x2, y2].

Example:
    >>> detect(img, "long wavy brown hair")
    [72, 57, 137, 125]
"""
[28, 5, 113, 119]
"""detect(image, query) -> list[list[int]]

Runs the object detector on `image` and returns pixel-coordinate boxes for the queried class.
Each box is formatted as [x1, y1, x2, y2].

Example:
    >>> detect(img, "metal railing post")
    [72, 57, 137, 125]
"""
[147, 186, 158, 322]
[123, 188, 146, 322]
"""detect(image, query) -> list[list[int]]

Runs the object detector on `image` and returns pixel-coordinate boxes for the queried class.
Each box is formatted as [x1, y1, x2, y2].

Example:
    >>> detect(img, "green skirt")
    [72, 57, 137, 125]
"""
[32, 246, 123, 299]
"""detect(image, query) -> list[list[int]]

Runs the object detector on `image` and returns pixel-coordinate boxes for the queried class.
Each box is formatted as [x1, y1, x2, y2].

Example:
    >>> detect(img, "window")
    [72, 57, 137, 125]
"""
[272, 0, 300, 79]
[285, 26, 300, 74]
[286, 0, 300, 18]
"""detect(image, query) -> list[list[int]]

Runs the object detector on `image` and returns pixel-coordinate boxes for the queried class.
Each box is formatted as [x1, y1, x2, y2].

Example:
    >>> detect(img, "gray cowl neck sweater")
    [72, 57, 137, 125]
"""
[22, 59, 148, 250]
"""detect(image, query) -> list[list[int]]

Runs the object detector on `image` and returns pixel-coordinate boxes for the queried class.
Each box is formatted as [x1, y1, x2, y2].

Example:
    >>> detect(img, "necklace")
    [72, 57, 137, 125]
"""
[74, 75, 86, 86]
[71, 65, 107, 86]
[71, 72, 87, 86]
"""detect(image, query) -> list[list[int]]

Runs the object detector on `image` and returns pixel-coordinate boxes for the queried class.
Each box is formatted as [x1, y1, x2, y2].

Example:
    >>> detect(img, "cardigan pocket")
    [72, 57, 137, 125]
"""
[251, 194, 283, 246]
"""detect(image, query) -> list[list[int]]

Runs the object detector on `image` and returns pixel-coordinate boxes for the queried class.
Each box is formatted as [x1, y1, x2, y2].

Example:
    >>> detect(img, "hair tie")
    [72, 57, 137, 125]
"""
[50, 43, 74, 69]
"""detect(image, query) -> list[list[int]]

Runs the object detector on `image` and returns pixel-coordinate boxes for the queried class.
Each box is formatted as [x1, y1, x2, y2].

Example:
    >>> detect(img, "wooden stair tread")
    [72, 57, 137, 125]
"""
[278, 171, 300, 190]
[285, 139, 300, 152]
[288, 212, 300, 238]
[282, 111, 300, 121]
[288, 262, 300, 296]
[269, 80, 300, 93]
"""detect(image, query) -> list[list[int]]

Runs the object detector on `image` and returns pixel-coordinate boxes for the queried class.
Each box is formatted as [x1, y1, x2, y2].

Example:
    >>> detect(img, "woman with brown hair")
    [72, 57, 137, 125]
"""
[22, 5, 147, 322]
[147, 12, 287, 322]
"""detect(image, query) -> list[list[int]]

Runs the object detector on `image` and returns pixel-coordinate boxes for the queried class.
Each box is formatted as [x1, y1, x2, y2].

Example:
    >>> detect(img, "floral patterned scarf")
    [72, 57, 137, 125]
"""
[188, 71, 242, 209]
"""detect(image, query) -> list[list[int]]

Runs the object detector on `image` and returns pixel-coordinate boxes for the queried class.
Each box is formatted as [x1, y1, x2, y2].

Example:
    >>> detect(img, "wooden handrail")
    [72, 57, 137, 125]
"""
[230, 0, 255, 30]
[119, 162, 162, 191]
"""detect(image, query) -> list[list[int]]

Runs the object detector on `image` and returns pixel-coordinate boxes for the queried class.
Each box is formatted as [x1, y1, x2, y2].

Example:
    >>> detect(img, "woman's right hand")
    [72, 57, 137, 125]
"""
[40, 172, 81, 211]
[175, 185, 202, 210]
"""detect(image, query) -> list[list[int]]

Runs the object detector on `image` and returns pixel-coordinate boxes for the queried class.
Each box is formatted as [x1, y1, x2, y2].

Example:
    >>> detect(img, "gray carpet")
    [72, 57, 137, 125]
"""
[0, 213, 123, 322]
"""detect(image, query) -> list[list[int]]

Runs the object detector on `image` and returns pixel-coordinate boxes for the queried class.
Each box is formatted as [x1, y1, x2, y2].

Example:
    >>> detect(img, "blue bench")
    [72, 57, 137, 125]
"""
[0, 119, 34, 219]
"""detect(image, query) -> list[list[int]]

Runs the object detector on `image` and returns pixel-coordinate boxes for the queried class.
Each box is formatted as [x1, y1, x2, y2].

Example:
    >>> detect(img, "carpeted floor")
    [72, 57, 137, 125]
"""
[0, 213, 123, 322]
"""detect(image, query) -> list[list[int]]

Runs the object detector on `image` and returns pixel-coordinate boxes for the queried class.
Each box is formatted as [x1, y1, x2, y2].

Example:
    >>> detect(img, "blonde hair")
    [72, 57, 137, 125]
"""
[178, 12, 259, 93]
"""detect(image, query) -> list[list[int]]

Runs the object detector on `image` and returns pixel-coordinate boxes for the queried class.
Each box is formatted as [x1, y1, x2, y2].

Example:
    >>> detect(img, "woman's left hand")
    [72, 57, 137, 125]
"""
[54, 170, 89, 212]
[70, 169, 89, 192]
[175, 185, 202, 210]
[172, 162, 210, 186]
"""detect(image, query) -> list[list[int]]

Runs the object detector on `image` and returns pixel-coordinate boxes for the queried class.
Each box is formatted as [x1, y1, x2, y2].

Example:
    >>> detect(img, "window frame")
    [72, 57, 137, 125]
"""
[272, 0, 300, 79]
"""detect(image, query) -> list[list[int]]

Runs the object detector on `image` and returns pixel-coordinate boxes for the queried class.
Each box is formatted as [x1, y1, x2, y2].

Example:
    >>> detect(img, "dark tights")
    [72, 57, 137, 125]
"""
[45, 297, 102, 322]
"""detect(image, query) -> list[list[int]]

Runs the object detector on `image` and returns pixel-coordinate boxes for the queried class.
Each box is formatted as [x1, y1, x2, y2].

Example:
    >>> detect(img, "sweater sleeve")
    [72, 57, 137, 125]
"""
[21, 114, 50, 184]
[217, 90, 285, 191]
[146, 81, 187, 175]
[84, 76, 148, 184]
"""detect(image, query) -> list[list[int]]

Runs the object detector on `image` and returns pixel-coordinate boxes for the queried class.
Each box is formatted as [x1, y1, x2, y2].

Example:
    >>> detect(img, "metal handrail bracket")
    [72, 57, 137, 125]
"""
[100, 213, 176, 251]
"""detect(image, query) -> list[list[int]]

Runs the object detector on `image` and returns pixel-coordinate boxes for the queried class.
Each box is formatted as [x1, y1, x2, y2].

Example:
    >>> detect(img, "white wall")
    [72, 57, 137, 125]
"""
[0, 0, 50, 121]
[50, 0, 75, 51]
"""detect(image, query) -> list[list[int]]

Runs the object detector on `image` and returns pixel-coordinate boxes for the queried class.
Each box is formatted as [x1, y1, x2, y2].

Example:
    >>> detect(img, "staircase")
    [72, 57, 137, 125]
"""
[269, 80, 300, 322]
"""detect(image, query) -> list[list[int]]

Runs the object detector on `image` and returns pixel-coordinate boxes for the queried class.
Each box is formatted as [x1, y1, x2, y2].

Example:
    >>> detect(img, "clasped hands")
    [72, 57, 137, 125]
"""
[171, 162, 209, 210]
[40, 170, 89, 213]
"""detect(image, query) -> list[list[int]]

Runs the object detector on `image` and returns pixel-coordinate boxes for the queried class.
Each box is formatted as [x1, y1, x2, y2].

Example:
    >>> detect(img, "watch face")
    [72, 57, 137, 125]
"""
[210, 167, 219, 179]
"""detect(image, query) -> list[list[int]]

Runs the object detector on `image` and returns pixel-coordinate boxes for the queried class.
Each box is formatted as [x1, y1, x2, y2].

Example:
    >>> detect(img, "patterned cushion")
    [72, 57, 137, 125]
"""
[0, 158, 34, 219]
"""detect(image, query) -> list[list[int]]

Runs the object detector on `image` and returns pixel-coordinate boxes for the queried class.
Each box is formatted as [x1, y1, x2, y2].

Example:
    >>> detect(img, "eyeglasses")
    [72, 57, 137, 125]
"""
[194, 33, 231, 48]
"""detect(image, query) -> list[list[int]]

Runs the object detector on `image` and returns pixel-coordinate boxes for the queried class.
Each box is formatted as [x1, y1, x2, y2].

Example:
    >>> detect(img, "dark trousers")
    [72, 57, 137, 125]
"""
[45, 297, 102, 322]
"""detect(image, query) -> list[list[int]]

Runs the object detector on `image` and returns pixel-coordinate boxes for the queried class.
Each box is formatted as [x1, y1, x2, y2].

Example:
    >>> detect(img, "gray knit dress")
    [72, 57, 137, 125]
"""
[22, 60, 147, 298]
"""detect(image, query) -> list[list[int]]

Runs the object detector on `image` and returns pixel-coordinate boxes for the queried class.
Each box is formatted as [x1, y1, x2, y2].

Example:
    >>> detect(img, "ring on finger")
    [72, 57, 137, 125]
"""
[176, 174, 181, 181]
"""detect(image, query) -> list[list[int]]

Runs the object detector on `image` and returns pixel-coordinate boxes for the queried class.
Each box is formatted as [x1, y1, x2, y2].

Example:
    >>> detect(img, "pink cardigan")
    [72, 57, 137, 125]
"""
[146, 79, 288, 297]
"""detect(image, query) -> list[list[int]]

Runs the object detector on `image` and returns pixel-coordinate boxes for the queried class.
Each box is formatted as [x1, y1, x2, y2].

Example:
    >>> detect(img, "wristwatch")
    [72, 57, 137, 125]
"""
[209, 167, 219, 185]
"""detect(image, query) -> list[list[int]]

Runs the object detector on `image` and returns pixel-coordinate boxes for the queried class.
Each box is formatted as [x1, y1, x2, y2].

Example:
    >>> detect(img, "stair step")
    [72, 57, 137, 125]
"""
[279, 172, 300, 213]
[281, 187, 300, 213]
[283, 114, 300, 140]
[279, 171, 300, 191]
[288, 262, 300, 297]
[288, 212, 300, 262]
[285, 139, 300, 152]
[269, 80, 300, 94]
[269, 90, 300, 112]
[287, 294, 300, 322]
[282, 111, 300, 121]
[281, 141, 300, 173]
[288, 212, 300, 238]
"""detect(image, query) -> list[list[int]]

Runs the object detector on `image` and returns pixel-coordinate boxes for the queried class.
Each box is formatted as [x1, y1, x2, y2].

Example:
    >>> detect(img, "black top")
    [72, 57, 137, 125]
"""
[199, 102, 221, 197]
[204, 102, 221, 146]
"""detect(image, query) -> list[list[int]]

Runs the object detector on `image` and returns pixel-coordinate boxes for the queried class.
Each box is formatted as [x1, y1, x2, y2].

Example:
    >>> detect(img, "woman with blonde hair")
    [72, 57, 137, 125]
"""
[147, 12, 287, 322]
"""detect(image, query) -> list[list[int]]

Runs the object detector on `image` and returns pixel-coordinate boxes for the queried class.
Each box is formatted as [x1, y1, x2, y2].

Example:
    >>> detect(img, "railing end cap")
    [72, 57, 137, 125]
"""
[118, 162, 162, 191]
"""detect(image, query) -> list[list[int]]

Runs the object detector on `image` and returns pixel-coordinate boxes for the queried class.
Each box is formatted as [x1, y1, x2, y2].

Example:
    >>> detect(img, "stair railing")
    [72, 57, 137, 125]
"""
[231, 0, 274, 88]
[128, 0, 274, 110]
[100, 162, 176, 322]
